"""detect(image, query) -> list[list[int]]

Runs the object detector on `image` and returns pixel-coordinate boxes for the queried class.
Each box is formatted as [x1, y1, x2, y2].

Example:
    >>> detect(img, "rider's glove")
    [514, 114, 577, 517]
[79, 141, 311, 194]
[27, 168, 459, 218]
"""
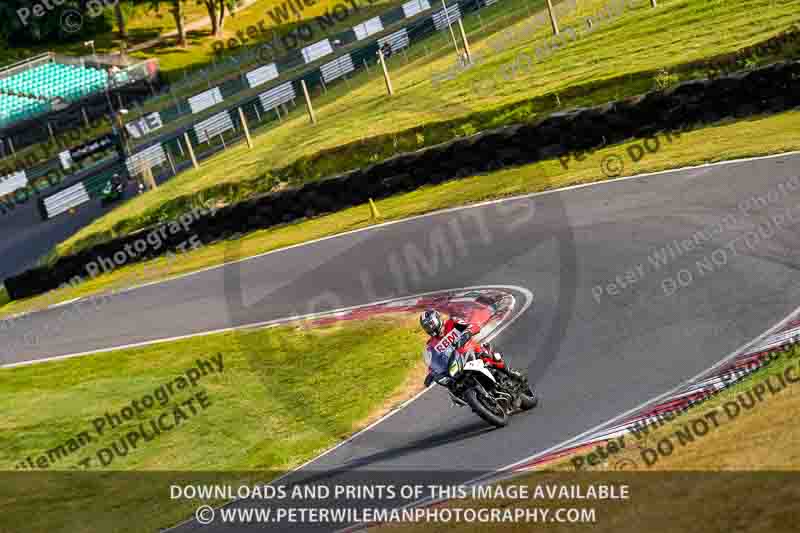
[424, 373, 435, 387]
[455, 330, 473, 349]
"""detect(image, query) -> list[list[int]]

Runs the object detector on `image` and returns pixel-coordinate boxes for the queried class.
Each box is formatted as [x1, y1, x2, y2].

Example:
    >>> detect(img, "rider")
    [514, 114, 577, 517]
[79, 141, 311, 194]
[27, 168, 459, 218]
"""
[420, 309, 524, 387]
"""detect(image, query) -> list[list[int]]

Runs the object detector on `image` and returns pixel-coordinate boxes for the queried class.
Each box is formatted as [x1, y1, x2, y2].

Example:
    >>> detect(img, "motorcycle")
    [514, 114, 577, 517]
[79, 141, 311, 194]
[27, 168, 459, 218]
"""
[424, 333, 538, 428]
[100, 179, 125, 207]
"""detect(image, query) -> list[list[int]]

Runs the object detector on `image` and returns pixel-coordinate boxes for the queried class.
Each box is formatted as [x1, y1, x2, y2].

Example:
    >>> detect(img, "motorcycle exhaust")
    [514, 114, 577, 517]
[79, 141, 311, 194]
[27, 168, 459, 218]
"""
[448, 391, 469, 407]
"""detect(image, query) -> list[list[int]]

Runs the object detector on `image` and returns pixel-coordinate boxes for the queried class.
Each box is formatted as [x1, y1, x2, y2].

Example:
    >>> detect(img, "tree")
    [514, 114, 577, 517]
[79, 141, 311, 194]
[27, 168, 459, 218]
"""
[0, 0, 109, 46]
[199, 0, 237, 38]
[115, 3, 129, 43]
[150, 0, 189, 47]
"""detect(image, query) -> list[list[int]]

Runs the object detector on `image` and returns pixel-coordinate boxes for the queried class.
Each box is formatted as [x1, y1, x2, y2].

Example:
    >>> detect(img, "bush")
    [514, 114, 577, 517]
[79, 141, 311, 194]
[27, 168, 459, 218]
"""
[653, 68, 680, 91]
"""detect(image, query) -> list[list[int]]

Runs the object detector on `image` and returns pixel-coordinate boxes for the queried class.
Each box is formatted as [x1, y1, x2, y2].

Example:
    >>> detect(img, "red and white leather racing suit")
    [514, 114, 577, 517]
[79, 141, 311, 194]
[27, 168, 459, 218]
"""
[424, 317, 510, 385]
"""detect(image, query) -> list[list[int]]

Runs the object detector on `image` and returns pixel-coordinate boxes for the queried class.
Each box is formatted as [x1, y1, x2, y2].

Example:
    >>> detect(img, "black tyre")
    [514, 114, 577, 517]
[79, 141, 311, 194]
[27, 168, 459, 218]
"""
[465, 388, 508, 428]
[519, 385, 538, 411]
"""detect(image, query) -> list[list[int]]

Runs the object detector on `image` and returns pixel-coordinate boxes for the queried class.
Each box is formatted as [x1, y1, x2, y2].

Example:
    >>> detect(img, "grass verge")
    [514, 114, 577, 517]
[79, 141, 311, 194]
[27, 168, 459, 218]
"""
[2, 108, 798, 318]
[0, 315, 427, 532]
[545, 345, 800, 473]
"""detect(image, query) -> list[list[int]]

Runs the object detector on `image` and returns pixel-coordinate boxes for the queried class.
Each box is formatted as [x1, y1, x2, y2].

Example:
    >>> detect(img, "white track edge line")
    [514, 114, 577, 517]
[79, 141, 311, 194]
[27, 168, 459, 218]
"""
[6, 150, 799, 324]
[160, 285, 533, 532]
[2, 284, 531, 367]
[378, 300, 800, 521]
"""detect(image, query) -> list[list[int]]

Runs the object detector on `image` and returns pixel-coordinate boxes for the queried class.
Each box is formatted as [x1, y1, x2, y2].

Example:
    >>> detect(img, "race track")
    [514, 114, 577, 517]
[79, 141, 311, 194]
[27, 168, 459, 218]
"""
[4, 152, 800, 531]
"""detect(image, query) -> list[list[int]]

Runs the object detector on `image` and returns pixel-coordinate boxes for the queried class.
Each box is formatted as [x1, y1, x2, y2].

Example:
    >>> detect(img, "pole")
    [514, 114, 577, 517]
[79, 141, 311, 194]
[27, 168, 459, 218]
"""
[457, 18, 472, 64]
[81, 107, 90, 128]
[300, 80, 317, 124]
[378, 49, 394, 96]
[238, 107, 253, 149]
[254, 102, 262, 122]
[442, 0, 461, 57]
[545, 0, 559, 35]
[184, 132, 199, 169]
[166, 149, 177, 176]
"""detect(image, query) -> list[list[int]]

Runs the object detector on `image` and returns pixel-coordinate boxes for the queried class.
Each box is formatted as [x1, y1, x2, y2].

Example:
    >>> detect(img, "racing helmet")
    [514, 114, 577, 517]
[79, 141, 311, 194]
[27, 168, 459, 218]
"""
[420, 309, 444, 337]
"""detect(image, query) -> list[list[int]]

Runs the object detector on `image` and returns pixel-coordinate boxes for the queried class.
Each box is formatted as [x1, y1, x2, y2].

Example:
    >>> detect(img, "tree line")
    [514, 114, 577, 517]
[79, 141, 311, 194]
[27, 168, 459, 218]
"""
[0, 0, 237, 48]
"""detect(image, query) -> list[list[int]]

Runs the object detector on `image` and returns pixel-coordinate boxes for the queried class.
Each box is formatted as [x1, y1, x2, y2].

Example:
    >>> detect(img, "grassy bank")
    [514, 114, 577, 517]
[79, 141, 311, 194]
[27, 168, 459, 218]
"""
[546, 346, 800, 472]
[0, 315, 426, 532]
[53, 0, 800, 260]
[2, 108, 798, 319]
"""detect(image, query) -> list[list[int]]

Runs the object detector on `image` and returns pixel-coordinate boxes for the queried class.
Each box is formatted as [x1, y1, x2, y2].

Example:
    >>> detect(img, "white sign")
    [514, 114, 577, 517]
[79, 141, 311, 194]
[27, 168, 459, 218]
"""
[245, 63, 279, 88]
[301, 39, 334, 64]
[0, 170, 28, 197]
[125, 112, 163, 139]
[402, 0, 431, 18]
[59, 150, 74, 171]
[188, 87, 224, 114]
[354, 17, 384, 40]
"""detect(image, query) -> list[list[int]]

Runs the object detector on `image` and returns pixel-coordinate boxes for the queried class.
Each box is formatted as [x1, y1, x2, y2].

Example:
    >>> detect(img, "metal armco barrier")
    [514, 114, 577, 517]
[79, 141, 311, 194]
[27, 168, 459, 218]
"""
[321, 55, 356, 84]
[43, 181, 90, 219]
[433, 3, 462, 31]
[194, 111, 235, 144]
[258, 82, 297, 112]
[379, 29, 412, 53]
[126, 143, 168, 176]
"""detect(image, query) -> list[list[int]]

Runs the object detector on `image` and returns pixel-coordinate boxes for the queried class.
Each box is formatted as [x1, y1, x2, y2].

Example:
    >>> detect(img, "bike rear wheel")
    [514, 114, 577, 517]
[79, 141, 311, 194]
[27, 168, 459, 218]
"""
[465, 388, 508, 427]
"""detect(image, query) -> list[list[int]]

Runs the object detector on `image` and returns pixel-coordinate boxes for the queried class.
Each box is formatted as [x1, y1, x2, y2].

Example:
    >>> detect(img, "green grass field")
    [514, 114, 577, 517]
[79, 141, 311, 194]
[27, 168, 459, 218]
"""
[0, 315, 426, 532]
[52, 0, 800, 260]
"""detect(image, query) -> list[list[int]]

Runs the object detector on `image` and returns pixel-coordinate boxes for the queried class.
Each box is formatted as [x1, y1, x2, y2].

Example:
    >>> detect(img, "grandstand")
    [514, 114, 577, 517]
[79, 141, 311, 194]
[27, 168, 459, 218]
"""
[0, 93, 50, 127]
[0, 54, 110, 128]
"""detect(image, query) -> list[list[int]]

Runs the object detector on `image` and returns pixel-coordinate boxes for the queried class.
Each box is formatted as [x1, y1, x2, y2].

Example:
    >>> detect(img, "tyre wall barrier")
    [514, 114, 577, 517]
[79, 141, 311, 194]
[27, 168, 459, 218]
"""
[5, 60, 800, 301]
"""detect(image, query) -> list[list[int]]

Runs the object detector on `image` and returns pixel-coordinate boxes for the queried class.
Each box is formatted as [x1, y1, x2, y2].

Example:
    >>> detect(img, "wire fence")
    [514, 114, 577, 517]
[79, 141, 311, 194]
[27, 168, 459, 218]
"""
[18, 0, 567, 220]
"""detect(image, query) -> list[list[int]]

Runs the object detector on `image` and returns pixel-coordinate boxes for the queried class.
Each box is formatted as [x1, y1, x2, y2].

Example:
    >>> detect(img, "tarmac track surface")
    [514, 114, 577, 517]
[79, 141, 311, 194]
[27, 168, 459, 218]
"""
[4, 153, 800, 531]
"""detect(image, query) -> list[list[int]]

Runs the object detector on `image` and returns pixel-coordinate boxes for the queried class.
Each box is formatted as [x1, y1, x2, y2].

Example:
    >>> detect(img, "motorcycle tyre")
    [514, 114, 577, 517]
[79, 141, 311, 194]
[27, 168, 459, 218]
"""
[465, 388, 508, 428]
[519, 385, 538, 411]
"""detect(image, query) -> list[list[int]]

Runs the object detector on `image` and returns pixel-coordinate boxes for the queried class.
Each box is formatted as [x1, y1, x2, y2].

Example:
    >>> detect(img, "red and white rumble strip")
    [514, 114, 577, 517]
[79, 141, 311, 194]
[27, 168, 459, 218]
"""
[510, 317, 800, 472]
